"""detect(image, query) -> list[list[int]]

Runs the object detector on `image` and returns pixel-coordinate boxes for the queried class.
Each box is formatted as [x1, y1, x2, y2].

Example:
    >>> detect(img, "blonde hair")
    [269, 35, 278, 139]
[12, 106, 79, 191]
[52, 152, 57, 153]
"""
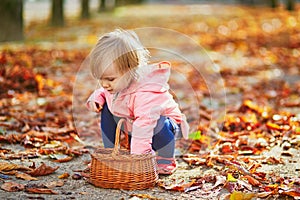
[89, 29, 150, 79]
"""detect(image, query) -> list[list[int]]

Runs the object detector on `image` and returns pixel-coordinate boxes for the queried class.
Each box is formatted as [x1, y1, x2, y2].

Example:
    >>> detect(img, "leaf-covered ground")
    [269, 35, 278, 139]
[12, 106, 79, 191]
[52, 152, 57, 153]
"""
[0, 3, 300, 200]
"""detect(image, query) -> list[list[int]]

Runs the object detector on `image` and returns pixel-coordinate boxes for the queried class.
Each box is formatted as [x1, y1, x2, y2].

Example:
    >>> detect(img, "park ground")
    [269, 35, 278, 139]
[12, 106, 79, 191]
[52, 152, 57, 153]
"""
[0, 2, 300, 200]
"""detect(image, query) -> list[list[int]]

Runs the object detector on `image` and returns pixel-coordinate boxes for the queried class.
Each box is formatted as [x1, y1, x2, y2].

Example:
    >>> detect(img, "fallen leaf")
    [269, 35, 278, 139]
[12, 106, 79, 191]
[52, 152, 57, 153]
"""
[182, 154, 207, 165]
[244, 175, 261, 186]
[15, 172, 38, 181]
[242, 100, 264, 115]
[280, 187, 300, 198]
[1, 182, 24, 192]
[248, 163, 262, 173]
[227, 173, 238, 182]
[25, 187, 58, 194]
[53, 156, 73, 163]
[254, 191, 275, 198]
[230, 190, 255, 200]
[45, 180, 64, 188]
[58, 172, 69, 179]
[27, 162, 59, 177]
[264, 156, 284, 164]
[0, 162, 32, 172]
[158, 179, 201, 192]
[188, 131, 202, 140]
[130, 193, 162, 200]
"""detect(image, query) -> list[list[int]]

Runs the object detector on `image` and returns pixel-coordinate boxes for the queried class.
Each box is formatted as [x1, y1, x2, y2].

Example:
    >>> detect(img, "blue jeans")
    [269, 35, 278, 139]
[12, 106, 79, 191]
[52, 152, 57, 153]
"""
[101, 103, 179, 159]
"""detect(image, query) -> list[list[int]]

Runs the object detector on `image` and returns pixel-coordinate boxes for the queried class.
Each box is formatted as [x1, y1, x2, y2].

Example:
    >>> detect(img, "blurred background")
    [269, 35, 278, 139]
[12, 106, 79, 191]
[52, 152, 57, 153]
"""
[0, 0, 299, 42]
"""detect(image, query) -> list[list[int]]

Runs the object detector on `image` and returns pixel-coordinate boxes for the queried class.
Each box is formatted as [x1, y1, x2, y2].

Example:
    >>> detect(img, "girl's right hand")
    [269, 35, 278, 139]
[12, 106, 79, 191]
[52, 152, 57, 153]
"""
[88, 101, 102, 113]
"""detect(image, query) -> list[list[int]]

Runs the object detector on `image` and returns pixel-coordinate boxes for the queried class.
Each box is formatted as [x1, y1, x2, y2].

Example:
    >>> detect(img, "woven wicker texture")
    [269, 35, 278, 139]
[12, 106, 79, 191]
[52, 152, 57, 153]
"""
[90, 119, 158, 190]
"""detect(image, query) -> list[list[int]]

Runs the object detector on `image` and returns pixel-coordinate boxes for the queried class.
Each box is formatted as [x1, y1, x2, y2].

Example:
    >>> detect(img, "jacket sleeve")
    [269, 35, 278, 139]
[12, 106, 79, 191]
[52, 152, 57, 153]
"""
[86, 88, 106, 110]
[130, 91, 165, 155]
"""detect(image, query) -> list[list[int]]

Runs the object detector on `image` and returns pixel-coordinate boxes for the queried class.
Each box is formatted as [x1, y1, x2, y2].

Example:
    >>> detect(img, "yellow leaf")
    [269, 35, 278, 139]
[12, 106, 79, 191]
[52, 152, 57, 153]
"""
[227, 173, 237, 182]
[230, 191, 255, 200]
[58, 172, 70, 179]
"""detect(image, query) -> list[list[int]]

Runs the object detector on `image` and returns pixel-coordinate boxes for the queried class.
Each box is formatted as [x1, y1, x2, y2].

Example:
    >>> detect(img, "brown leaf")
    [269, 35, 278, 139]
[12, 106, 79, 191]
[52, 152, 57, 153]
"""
[255, 191, 274, 198]
[130, 193, 162, 200]
[0, 162, 32, 172]
[45, 180, 64, 188]
[58, 172, 69, 179]
[182, 154, 207, 165]
[27, 162, 59, 177]
[248, 163, 262, 173]
[1, 182, 24, 192]
[264, 156, 284, 164]
[0, 170, 18, 175]
[25, 188, 58, 194]
[15, 172, 38, 181]
[244, 175, 261, 186]
[157, 179, 201, 192]
[280, 188, 300, 198]
[54, 156, 73, 163]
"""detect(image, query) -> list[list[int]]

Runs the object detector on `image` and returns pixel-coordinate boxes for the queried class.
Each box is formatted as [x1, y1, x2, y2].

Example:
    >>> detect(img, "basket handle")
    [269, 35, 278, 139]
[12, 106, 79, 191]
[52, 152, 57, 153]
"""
[112, 118, 126, 156]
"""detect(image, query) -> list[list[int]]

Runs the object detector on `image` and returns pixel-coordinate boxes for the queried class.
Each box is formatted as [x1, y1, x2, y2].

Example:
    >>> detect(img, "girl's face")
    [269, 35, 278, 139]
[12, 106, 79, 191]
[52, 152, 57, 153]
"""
[99, 63, 131, 94]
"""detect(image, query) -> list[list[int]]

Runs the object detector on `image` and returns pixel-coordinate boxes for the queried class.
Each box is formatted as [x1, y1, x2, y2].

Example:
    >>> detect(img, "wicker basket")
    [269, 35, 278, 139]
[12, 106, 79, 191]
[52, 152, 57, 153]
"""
[90, 119, 158, 190]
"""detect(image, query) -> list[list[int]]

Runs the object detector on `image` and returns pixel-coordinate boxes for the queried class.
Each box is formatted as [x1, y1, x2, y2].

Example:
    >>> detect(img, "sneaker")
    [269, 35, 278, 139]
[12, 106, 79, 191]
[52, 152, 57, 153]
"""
[156, 156, 177, 175]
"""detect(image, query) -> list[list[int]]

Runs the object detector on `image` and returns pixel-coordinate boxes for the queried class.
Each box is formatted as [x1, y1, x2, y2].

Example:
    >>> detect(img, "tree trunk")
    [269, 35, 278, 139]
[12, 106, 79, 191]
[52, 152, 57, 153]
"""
[270, 0, 279, 8]
[81, 0, 90, 19]
[51, 0, 64, 26]
[286, 0, 295, 11]
[115, 0, 144, 6]
[98, 0, 106, 12]
[115, 0, 123, 7]
[0, 0, 23, 42]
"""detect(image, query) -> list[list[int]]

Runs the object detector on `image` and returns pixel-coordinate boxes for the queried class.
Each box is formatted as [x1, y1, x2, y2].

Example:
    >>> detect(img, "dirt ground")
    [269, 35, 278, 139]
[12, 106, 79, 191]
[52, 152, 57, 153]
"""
[0, 144, 299, 200]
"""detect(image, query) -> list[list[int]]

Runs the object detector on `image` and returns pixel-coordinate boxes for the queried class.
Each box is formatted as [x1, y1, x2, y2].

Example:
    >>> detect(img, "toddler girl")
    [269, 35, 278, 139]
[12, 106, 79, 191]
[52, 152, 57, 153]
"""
[86, 29, 189, 175]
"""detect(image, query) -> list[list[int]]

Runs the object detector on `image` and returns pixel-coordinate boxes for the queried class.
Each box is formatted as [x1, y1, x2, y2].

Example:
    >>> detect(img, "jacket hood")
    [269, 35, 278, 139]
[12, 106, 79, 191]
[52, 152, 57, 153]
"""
[123, 61, 171, 95]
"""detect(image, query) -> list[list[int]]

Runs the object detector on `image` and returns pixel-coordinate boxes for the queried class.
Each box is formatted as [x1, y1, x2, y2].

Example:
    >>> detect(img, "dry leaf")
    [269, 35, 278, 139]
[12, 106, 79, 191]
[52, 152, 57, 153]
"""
[1, 182, 24, 192]
[230, 191, 255, 200]
[54, 156, 73, 163]
[0, 170, 18, 175]
[130, 193, 162, 200]
[182, 154, 207, 165]
[280, 188, 300, 198]
[227, 173, 238, 182]
[25, 187, 58, 194]
[58, 172, 69, 179]
[27, 162, 59, 177]
[255, 191, 275, 198]
[244, 175, 261, 186]
[15, 172, 38, 181]
[0, 162, 32, 172]
[158, 179, 201, 192]
[45, 180, 64, 188]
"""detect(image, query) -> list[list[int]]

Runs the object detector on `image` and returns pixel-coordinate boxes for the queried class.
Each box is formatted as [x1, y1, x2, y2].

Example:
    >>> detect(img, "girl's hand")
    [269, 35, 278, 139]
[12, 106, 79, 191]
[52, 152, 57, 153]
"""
[88, 101, 102, 113]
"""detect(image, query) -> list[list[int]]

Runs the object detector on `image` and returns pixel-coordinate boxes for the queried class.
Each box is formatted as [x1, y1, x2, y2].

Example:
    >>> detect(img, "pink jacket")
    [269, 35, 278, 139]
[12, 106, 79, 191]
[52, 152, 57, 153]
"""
[86, 61, 189, 154]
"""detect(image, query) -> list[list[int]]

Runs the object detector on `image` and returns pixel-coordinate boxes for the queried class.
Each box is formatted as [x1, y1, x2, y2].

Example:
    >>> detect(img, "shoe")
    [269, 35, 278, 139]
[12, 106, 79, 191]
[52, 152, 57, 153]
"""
[156, 156, 177, 175]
